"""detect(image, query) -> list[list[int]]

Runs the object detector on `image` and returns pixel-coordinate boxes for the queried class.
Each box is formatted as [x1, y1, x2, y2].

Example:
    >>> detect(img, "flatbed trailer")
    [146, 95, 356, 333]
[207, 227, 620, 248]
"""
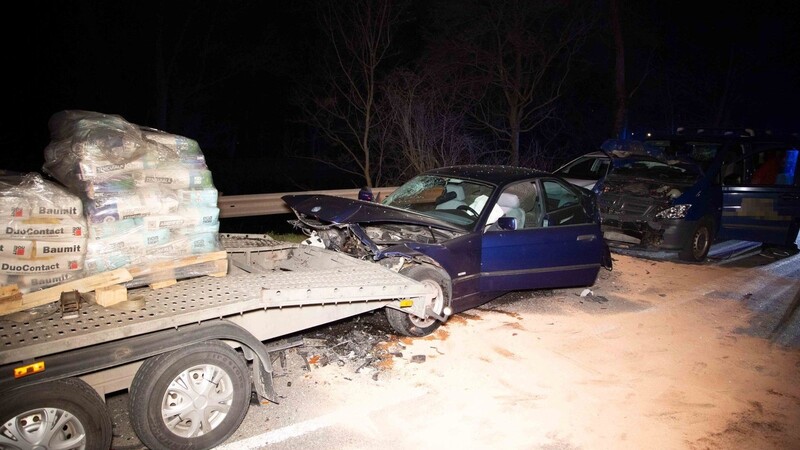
[0, 234, 438, 450]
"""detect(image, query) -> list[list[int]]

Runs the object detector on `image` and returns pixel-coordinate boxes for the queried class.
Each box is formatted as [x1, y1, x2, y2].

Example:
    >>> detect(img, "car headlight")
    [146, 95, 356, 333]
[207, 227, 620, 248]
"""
[656, 204, 691, 219]
[318, 228, 346, 248]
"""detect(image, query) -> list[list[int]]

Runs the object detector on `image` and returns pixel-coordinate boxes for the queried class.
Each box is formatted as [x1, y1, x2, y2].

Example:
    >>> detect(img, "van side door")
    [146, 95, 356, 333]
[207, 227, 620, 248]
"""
[718, 144, 800, 246]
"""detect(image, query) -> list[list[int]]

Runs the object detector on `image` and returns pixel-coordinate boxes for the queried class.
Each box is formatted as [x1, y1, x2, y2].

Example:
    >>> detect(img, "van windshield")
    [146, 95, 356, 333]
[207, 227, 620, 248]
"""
[612, 158, 701, 183]
[645, 140, 722, 171]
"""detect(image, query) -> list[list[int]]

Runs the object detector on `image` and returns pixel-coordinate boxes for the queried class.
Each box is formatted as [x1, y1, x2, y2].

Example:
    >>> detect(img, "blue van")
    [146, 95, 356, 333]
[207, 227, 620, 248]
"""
[597, 132, 800, 262]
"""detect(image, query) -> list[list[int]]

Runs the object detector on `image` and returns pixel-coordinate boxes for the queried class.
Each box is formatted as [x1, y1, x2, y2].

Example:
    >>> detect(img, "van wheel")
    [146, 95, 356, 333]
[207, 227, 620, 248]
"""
[386, 265, 450, 337]
[129, 340, 251, 450]
[0, 378, 112, 450]
[679, 217, 714, 262]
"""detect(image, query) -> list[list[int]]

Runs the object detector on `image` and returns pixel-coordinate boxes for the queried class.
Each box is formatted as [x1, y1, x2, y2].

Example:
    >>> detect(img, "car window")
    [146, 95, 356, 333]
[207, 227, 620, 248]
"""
[722, 146, 799, 186]
[382, 174, 494, 230]
[748, 147, 798, 185]
[486, 181, 542, 230]
[556, 156, 609, 181]
[720, 149, 745, 185]
[541, 179, 591, 226]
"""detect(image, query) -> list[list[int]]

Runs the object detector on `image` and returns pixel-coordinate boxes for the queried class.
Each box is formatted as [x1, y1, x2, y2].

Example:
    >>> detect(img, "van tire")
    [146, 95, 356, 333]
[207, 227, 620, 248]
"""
[679, 216, 714, 262]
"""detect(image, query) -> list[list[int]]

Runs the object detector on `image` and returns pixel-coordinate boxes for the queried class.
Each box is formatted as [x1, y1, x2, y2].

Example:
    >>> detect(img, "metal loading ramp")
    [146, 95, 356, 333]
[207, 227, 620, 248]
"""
[0, 243, 432, 365]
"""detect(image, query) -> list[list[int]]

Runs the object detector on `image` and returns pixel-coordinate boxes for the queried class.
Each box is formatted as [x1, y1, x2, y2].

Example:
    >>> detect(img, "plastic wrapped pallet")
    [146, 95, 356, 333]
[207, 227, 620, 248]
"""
[139, 127, 206, 167]
[42, 110, 223, 282]
[0, 173, 88, 293]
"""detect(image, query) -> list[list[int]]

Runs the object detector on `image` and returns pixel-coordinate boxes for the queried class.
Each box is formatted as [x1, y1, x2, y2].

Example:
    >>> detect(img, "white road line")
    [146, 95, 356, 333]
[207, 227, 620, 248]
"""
[216, 387, 427, 450]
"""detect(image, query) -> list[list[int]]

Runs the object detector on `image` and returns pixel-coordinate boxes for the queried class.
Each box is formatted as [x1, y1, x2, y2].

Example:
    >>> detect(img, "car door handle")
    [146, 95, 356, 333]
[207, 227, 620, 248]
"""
[780, 194, 800, 201]
[577, 234, 596, 242]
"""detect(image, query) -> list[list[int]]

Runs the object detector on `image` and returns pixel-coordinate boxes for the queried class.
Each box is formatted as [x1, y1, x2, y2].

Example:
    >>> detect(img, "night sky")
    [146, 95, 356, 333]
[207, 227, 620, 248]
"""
[5, 0, 799, 194]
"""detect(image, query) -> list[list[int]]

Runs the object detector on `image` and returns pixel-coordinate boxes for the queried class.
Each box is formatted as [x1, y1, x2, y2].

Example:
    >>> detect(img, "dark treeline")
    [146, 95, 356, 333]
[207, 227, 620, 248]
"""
[6, 0, 799, 194]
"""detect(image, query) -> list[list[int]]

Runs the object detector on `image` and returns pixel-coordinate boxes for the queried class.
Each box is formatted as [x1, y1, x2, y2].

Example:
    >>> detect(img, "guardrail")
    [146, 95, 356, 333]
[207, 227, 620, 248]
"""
[217, 187, 398, 218]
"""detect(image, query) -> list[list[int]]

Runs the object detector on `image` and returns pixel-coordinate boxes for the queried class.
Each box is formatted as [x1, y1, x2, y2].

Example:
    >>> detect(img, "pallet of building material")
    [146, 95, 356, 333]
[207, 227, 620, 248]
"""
[123, 251, 228, 289]
[0, 268, 133, 316]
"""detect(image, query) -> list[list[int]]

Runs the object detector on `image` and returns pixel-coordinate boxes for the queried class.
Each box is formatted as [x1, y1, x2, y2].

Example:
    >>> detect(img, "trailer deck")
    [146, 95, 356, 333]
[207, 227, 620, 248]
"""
[0, 236, 433, 366]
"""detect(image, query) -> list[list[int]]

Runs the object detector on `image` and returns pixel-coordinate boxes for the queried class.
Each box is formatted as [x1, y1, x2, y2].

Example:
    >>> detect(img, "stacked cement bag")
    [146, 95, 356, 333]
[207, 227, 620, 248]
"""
[42, 110, 221, 276]
[0, 173, 88, 292]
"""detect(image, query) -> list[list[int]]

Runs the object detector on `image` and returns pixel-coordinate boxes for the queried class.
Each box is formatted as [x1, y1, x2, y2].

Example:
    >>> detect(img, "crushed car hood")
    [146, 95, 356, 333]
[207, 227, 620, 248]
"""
[282, 194, 465, 232]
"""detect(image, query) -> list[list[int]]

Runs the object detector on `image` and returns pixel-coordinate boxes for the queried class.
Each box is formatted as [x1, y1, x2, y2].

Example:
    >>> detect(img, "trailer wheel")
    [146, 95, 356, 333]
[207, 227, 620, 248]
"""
[0, 377, 112, 450]
[129, 340, 251, 450]
[386, 265, 450, 337]
[679, 216, 714, 262]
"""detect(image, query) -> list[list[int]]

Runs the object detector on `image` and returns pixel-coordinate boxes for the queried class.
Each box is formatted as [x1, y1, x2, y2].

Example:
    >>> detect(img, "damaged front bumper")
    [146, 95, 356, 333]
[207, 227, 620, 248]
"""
[601, 216, 696, 251]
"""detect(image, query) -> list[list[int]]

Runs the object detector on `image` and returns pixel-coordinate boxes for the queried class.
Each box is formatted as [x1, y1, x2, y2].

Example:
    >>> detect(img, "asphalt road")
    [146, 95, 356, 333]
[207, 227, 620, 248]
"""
[106, 241, 800, 449]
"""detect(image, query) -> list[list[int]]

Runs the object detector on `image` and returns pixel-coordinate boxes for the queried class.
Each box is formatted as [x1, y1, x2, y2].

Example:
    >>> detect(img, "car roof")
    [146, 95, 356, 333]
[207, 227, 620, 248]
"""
[646, 132, 799, 145]
[424, 164, 550, 185]
[560, 148, 653, 165]
[573, 151, 607, 158]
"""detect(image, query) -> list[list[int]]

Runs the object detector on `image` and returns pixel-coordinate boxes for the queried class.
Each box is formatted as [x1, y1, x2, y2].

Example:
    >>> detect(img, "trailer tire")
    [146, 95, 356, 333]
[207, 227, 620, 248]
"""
[386, 265, 450, 337]
[129, 340, 251, 450]
[0, 377, 112, 450]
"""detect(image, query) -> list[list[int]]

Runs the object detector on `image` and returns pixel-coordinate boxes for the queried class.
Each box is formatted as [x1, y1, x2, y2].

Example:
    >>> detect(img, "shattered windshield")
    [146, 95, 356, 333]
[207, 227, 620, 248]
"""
[382, 174, 495, 230]
[610, 158, 701, 184]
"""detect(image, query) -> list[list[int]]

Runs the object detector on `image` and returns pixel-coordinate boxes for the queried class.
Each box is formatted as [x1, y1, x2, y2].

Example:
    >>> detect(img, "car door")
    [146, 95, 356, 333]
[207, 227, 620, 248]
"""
[719, 144, 800, 246]
[480, 178, 604, 293]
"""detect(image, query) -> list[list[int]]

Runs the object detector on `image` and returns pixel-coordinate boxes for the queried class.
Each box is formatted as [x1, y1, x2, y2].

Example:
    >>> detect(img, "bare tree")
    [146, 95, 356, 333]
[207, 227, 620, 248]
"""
[376, 68, 485, 183]
[610, 0, 627, 138]
[427, 0, 591, 166]
[297, 0, 404, 188]
[648, 43, 747, 133]
[608, 0, 658, 139]
[713, 47, 740, 128]
[151, 3, 281, 135]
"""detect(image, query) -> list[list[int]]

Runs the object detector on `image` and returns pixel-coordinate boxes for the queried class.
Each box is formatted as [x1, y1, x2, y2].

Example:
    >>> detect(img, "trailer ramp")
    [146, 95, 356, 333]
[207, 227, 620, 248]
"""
[0, 240, 433, 365]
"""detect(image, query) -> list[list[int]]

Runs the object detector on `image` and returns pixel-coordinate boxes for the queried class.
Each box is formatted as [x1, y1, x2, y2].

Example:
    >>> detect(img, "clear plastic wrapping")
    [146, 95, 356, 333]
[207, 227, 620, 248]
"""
[41, 110, 223, 283]
[0, 173, 88, 292]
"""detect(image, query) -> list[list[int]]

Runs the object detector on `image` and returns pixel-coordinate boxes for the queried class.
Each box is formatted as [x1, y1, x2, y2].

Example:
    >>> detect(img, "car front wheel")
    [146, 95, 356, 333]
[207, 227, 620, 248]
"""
[679, 217, 714, 262]
[386, 264, 450, 337]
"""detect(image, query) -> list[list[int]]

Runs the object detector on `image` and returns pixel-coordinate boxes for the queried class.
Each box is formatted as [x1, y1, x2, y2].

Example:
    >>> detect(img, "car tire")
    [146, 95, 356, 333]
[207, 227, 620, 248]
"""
[0, 377, 113, 450]
[385, 264, 450, 337]
[129, 340, 251, 450]
[679, 216, 714, 262]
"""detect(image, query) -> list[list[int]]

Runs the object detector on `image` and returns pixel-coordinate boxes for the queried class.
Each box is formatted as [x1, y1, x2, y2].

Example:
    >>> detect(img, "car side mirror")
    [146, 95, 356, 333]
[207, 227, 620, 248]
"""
[497, 216, 517, 230]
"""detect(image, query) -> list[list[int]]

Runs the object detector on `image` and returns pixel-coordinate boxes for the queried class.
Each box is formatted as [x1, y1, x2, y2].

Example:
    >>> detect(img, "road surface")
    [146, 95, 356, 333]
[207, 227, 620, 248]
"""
[109, 245, 800, 449]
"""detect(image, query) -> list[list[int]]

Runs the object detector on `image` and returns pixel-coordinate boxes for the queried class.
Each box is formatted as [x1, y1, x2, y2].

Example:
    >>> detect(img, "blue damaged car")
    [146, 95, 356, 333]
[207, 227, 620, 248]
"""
[283, 165, 612, 337]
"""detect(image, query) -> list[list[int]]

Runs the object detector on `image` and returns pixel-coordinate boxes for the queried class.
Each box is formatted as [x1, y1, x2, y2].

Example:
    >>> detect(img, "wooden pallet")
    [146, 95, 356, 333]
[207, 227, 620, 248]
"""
[0, 251, 229, 316]
[0, 269, 133, 315]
